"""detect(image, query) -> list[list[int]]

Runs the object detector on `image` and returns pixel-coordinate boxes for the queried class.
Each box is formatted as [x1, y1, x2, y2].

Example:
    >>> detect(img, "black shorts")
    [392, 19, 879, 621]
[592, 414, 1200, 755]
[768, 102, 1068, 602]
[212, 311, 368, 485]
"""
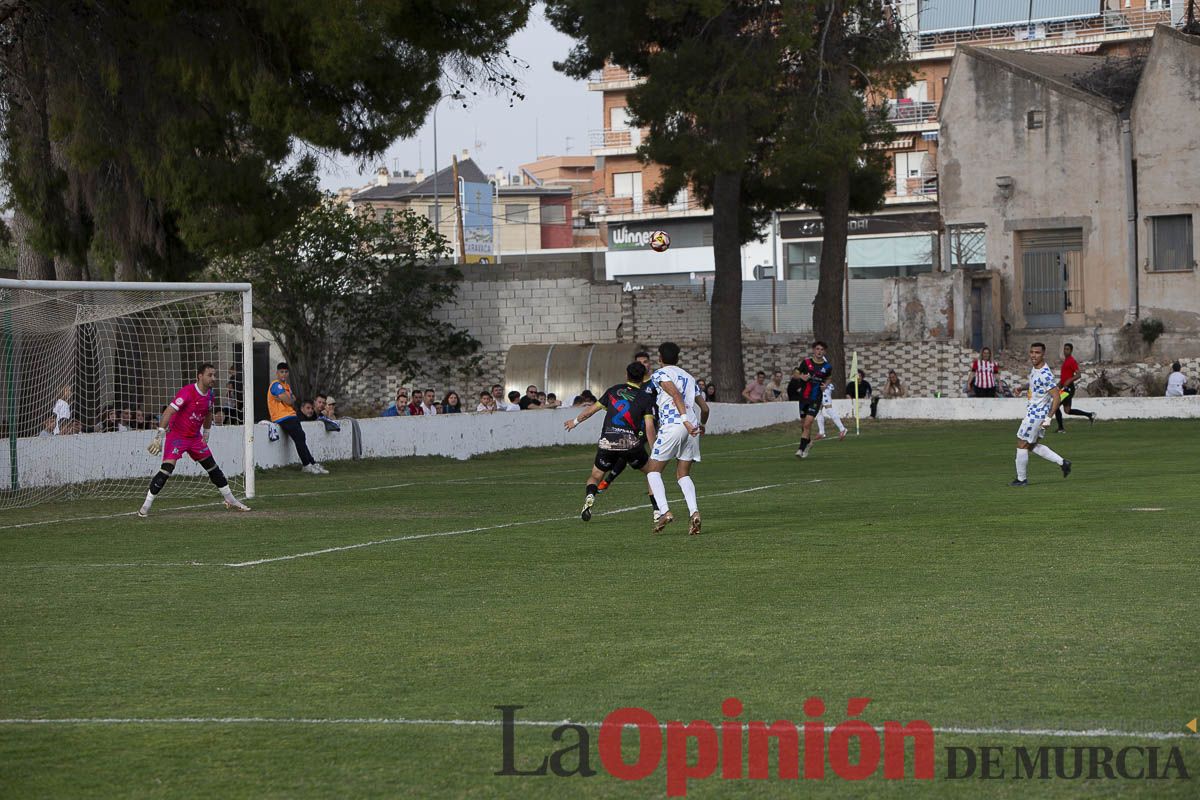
[594, 445, 649, 473]
[799, 402, 822, 419]
[1061, 383, 1076, 405]
[973, 385, 997, 398]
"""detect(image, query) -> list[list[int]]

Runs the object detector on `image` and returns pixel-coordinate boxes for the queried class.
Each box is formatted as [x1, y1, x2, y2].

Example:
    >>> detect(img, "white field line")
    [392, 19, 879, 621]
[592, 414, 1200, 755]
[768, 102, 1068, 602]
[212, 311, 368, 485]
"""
[0, 716, 1188, 740]
[224, 482, 794, 568]
[3, 481, 812, 570]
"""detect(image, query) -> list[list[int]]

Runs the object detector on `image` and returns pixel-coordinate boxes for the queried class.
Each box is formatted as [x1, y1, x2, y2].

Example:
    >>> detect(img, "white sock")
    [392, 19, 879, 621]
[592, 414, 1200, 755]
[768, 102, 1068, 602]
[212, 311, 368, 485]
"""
[833, 416, 846, 433]
[219, 486, 235, 502]
[1015, 449, 1029, 480]
[142, 491, 155, 509]
[677, 475, 698, 515]
[647, 472, 669, 515]
[1032, 444, 1064, 465]
[816, 417, 826, 436]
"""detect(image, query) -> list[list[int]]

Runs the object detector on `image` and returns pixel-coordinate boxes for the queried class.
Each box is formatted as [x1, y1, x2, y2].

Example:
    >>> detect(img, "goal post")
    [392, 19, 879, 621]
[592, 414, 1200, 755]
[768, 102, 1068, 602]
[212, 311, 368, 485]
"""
[0, 279, 255, 509]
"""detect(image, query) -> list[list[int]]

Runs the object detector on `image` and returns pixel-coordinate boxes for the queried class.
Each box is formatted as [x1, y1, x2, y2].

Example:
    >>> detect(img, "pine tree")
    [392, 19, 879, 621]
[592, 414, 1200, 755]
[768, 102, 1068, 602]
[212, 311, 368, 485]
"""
[0, 1, 531, 279]
[547, 0, 908, 396]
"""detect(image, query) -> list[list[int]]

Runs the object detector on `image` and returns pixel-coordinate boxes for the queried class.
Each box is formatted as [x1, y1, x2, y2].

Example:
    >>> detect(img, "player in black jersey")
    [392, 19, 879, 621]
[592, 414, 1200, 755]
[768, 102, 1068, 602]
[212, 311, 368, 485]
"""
[564, 362, 658, 521]
[793, 341, 833, 459]
[595, 350, 654, 494]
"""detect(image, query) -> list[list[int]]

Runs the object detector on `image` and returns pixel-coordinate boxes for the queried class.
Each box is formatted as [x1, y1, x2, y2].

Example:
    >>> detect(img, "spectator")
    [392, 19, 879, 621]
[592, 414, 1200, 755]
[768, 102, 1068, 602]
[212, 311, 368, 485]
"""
[476, 391, 497, 413]
[39, 414, 56, 437]
[97, 404, 120, 433]
[267, 362, 327, 475]
[133, 409, 148, 430]
[536, 391, 548, 407]
[544, 392, 562, 409]
[119, 407, 133, 430]
[1166, 362, 1190, 397]
[223, 380, 242, 425]
[844, 369, 873, 402]
[571, 390, 596, 407]
[490, 384, 511, 411]
[742, 371, 768, 403]
[506, 390, 523, 411]
[420, 389, 439, 415]
[703, 381, 717, 403]
[786, 367, 804, 402]
[314, 394, 327, 417]
[51, 384, 72, 434]
[406, 391, 424, 416]
[213, 408, 226, 426]
[381, 389, 410, 416]
[764, 369, 786, 402]
[442, 391, 463, 414]
[298, 400, 318, 421]
[968, 347, 998, 398]
[519, 384, 541, 410]
[884, 370, 905, 398]
[60, 419, 82, 435]
[324, 397, 339, 420]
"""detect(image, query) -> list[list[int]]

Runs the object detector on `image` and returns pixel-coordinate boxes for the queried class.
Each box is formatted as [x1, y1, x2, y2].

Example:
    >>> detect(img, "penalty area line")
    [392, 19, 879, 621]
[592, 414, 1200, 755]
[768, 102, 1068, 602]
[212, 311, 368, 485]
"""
[0, 717, 1188, 740]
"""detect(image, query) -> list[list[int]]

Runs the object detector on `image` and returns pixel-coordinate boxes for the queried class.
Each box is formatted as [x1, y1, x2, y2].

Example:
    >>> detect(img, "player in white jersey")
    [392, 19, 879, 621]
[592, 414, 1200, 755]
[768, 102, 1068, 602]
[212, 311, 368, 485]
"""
[814, 382, 847, 441]
[1010, 342, 1071, 486]
[646, 342, 710, 535]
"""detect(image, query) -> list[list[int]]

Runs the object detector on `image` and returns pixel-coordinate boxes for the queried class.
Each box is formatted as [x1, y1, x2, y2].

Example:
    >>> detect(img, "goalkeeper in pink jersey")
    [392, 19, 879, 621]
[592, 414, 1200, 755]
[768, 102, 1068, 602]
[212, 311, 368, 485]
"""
[138, 363, 250, 517]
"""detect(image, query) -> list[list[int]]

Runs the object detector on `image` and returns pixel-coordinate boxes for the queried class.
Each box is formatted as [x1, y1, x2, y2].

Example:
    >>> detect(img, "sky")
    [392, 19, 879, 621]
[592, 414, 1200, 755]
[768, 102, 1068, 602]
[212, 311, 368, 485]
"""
[316, 5, 599, 192]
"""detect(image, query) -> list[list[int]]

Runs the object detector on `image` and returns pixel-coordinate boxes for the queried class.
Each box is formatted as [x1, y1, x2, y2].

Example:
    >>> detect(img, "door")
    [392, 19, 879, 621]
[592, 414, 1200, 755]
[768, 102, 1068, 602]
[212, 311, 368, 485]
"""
[1021, 251, 1067, 328]
[1018, 228, 1083, 329]
[970, 285, 984, 351]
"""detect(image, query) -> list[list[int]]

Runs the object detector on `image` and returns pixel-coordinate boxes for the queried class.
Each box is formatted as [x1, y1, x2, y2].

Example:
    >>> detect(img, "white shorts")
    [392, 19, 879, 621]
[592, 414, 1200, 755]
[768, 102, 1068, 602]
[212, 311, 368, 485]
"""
[651, 423, 701, 463]
[1017, 413, 1047, 444]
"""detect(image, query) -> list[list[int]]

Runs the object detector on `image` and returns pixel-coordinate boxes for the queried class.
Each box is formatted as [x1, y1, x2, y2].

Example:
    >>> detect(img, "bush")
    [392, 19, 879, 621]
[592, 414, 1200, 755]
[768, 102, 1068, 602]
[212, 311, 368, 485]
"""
[1139, 317, 1165, 348]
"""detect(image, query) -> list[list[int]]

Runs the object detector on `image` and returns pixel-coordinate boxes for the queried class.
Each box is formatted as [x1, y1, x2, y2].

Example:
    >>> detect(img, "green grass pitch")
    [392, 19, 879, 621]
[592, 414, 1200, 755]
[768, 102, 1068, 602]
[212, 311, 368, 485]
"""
[1, 419, 1198, 798]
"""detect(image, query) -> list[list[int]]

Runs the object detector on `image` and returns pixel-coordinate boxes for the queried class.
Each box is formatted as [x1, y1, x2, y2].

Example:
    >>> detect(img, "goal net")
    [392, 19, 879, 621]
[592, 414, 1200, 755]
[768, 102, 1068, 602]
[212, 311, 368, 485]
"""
[0, 279, 254, 510]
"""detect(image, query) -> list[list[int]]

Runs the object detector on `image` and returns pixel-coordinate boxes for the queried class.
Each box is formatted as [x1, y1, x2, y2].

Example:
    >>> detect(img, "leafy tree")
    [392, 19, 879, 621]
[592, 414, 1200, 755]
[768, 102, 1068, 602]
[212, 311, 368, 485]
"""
[210, 200, 480, 403]
[547, 0, 907, 396]
[0, 1, 531, 280]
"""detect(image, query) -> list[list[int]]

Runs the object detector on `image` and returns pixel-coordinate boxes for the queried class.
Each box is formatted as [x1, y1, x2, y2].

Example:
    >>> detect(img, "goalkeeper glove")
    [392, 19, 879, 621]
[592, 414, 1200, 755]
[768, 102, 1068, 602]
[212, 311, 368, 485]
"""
[147, 428, 165, 455]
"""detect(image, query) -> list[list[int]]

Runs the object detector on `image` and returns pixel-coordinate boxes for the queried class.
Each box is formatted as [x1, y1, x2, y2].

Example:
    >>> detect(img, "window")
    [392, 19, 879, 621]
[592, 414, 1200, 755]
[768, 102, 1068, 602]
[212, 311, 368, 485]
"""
[785, 242, 821, 280]
[612, 172, 643, 212]
[1148, 1, 1171, 10]
[1149, 215, 1194, 272]
[1026, 110, 1044, 130]
[426, 205, 442, 224]
[506, 204, 529, 224]
[541, 204, 566, 225]
[846, 234, 935, 279]
[948, 225, 987, 270]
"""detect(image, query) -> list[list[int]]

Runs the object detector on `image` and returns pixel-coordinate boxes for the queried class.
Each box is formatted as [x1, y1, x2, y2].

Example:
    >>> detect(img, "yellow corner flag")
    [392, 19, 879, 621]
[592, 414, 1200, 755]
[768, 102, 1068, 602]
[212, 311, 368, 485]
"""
[1188, 718, 1197, 733]
[850, 350, 860, 436]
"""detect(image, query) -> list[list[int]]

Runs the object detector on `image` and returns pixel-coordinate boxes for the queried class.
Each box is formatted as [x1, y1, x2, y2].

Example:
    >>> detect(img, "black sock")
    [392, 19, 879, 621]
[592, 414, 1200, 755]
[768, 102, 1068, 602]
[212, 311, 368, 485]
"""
[647, 491, 659, 511]
[800, 437, 810, 451]
[586, 483, 598, 497]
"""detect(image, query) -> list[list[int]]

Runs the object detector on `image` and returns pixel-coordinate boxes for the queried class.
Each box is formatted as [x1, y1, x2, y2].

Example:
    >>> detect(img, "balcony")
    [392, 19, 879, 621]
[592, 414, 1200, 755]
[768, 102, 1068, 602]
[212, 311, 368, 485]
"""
[589, 191, 708, 221]
[589, 128, 642, 155]
[587, 65, 645, 91]
[911, 8, 1175, 58]
[887, 99, 939, 128]
[885, 172, 939, 205]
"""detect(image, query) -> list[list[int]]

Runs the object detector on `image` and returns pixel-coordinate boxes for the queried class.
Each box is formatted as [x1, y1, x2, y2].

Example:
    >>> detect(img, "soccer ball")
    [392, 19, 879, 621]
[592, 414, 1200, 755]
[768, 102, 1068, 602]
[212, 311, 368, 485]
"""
[649, 230, 671, 252]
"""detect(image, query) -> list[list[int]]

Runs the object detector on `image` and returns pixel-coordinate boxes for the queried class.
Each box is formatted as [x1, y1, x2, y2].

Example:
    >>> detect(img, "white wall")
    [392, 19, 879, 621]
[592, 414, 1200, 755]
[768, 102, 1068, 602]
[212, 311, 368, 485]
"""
[869, 396, 1200, 421]
[5, 398, 1194, 489]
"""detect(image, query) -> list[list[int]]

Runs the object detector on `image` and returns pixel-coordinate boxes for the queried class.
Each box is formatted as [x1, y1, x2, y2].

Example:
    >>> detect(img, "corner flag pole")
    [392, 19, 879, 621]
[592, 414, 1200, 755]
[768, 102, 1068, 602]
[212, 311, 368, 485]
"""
[851, 350, 860, 436]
